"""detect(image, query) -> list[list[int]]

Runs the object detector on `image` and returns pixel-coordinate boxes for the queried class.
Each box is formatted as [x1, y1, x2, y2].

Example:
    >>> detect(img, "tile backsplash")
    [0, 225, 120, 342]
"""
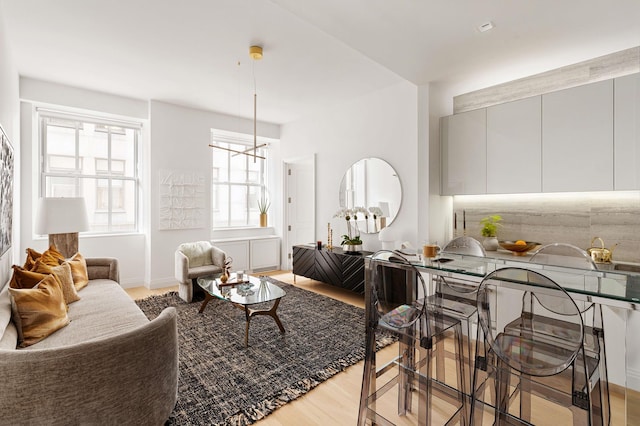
[452, 191, 640, 263]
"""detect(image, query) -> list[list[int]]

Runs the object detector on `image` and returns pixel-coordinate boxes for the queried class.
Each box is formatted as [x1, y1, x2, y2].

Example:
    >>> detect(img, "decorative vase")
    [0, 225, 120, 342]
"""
[259, 213, 267, 227]
[343, 244, 363, 253]
[483, 236, 499, 251]
[220, 272, 228, 283]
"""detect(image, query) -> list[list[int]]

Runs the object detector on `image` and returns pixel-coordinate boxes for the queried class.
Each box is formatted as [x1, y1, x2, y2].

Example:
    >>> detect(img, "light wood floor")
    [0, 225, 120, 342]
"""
[126, 271, 629, 425]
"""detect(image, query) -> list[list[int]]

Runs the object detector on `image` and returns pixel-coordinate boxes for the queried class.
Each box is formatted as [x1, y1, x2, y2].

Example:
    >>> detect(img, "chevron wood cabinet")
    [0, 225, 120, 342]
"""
[292, 245, 372, 294]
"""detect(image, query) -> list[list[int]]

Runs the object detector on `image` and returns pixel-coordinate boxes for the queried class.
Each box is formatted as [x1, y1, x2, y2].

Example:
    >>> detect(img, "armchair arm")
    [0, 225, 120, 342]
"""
[211, 246, 226, 268]
[175, 250, 189, 284]
[85, 258, 119, 283]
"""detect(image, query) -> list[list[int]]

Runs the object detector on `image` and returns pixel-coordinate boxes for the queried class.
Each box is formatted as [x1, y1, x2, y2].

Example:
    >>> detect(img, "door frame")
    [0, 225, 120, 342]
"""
[282, 154, 316, 270]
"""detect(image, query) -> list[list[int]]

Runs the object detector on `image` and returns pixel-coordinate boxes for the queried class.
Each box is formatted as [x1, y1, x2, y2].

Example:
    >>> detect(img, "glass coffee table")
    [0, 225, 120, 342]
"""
[196, 274, 286, 347]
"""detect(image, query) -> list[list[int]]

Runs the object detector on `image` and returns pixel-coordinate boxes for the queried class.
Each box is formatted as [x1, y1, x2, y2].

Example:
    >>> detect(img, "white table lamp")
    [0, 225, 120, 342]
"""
[378, 226, 397, 250]
[35, 197, 89, 258]
[378, 201, 390, 230]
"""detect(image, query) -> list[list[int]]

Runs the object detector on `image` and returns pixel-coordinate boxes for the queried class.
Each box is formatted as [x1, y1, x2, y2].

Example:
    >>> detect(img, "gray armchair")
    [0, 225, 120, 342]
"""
[175, 241, 226, 302]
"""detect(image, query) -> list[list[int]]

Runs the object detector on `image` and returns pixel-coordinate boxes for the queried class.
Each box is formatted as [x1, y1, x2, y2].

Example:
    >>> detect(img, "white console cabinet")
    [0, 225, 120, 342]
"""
[212, 236, 280, 273]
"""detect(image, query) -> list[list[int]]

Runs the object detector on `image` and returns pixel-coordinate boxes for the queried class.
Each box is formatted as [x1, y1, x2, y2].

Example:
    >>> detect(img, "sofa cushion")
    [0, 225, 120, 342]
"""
[66, 252, 89, 291]
[9, 274, 70, 348]
[187, 264, 223, 279]
[32, 261, 81, 305]
[178, 241, 213, 268]
[24, 279, 149, 350]
[0, 321, 17, 349]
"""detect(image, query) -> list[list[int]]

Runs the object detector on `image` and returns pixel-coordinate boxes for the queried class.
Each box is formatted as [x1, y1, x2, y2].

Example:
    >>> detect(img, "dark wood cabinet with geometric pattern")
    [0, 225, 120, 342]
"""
[292, 245, 372, 294]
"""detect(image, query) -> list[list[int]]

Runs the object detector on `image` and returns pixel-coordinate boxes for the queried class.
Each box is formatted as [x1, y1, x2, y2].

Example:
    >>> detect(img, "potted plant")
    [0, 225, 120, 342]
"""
[334, 208, 363, 252]
[480, 215, 502, 251]
[340, 234, 363, 252]
[257, 193, 270, 227]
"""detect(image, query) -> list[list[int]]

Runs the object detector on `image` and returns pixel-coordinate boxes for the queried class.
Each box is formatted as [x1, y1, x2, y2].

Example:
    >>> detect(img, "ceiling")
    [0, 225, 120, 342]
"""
[1, 0, 639, 125]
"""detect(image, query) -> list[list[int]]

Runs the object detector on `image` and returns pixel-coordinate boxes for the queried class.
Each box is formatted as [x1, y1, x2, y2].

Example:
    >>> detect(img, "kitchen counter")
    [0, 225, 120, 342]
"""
[486, 248, 640, 273]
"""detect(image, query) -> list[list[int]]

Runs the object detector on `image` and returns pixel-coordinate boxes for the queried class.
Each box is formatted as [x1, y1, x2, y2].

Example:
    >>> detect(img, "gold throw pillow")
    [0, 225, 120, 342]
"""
[8, 274, 70, 348]
[32, 260, 81, 305]
[39, 245, 66, 267]
[9, 266, 49, 289]
[23, 248, 42, 270]
[66, 252, 89, 291]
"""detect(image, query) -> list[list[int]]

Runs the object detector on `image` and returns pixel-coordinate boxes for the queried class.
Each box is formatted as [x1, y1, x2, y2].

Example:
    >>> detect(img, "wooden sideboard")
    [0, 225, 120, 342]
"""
[292, 245, 373, 294]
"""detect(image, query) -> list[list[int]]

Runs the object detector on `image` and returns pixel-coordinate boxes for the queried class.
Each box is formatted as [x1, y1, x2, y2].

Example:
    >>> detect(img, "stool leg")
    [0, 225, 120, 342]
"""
[357, 324, 377, 426]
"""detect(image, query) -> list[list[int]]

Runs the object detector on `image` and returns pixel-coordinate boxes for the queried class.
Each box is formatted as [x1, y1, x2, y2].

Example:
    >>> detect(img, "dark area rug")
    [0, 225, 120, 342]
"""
[136, 276, 394, 426]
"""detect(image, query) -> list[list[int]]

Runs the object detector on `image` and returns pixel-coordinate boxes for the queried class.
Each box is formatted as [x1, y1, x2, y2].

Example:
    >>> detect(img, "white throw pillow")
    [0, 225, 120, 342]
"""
[178, 241, 213, 268]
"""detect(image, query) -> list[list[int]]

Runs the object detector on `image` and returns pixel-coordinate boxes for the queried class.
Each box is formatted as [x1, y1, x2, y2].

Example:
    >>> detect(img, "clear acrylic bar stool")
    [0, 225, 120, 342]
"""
[472, 267, 607, 425]
[358, 250, 468, 426]
[426, 236, 486, 396]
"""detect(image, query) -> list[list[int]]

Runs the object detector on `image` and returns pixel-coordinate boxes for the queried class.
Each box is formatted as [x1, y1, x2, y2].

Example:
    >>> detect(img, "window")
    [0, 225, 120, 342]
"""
[211, 131, 268, 228]
[39, 111, 140, 233]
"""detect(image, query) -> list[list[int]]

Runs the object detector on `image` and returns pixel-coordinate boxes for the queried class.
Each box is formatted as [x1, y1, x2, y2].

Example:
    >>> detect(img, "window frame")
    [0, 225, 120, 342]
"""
[38, 109, 141, 235]
[211, 130, 270, 229]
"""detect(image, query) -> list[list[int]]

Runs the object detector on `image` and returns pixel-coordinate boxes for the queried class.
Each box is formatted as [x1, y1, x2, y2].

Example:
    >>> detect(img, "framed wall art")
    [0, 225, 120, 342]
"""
[0, 125, 14, 257]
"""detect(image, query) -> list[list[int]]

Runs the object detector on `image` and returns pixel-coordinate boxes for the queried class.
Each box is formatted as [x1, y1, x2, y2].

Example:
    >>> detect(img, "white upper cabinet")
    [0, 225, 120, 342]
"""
[614, 73, 640, 190]
[487, 96, 542, 194]
[542, 80, 614, 192]
[440, 109, 486, 195]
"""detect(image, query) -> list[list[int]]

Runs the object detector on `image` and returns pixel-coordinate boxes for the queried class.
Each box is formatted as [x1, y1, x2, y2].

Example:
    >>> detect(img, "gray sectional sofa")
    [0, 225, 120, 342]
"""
[0, 258, 179, 425]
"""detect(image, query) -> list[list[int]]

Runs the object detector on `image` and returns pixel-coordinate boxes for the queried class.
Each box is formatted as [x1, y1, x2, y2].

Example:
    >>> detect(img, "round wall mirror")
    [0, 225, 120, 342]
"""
[339, 158, 402, 234]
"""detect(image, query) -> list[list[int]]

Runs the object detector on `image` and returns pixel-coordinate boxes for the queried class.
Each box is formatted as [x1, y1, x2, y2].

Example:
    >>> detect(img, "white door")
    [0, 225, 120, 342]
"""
[284, 155, 315, 269]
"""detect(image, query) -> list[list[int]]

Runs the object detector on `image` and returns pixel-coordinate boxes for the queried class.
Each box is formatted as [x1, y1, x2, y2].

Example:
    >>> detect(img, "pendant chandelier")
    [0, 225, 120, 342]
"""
[209, 45, 265, 162]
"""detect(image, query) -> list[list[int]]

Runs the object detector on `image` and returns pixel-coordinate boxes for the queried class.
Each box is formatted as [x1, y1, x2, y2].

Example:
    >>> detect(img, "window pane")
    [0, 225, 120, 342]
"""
[247, 155, 261, 183]
[79, 123, 107, 176]
[229, 148, 246, 182]
[111, 130, 135, 177]
[45, 125, 76, 172]
[112, 180, 135, 232]
[248, 186, 260, 226]
[229, 185, 248, 226]
[45, 176, 76, 197]
[48, 155, 77, 171]
[212, 184, 229, 227]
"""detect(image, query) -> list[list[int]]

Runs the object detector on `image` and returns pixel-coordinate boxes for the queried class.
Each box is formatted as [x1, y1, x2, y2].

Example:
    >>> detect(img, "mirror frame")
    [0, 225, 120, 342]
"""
[338, 157, 402, 234]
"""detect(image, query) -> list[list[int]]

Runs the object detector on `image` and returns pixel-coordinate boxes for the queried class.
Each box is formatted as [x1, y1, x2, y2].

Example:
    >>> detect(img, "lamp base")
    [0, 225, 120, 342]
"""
[49, 232, 79, 259]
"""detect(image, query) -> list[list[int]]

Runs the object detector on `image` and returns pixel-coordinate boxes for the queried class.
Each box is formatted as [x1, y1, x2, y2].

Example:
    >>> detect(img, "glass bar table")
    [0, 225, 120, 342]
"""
[360, 251, 640, 425]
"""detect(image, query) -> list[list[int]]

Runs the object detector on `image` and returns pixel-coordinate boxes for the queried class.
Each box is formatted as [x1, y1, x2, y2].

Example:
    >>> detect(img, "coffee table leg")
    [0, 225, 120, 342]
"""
[199, 292, 213, 314]
[243, 297, 286, 347]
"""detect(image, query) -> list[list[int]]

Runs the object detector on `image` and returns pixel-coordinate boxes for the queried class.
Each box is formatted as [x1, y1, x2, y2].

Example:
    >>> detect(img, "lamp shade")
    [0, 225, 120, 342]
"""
[378, 201, 390, 218]
[35, 197, 89, 235]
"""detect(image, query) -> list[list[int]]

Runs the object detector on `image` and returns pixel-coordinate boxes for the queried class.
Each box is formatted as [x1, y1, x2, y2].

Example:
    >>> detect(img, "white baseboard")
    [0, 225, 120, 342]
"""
[626, 367, 640, 391]
[149, 276, 177, 290]
[119, 276, 146, 289]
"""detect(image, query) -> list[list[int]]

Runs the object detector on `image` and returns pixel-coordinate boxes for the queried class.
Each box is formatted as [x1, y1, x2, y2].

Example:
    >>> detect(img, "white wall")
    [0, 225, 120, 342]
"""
[0, 6, 20, 286]
[147, 100, 280, 288]
[280, 81, 419, 252]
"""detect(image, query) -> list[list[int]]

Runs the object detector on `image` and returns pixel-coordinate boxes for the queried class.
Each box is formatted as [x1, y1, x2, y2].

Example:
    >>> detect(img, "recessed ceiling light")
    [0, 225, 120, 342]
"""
[478, 21, 494, 33]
